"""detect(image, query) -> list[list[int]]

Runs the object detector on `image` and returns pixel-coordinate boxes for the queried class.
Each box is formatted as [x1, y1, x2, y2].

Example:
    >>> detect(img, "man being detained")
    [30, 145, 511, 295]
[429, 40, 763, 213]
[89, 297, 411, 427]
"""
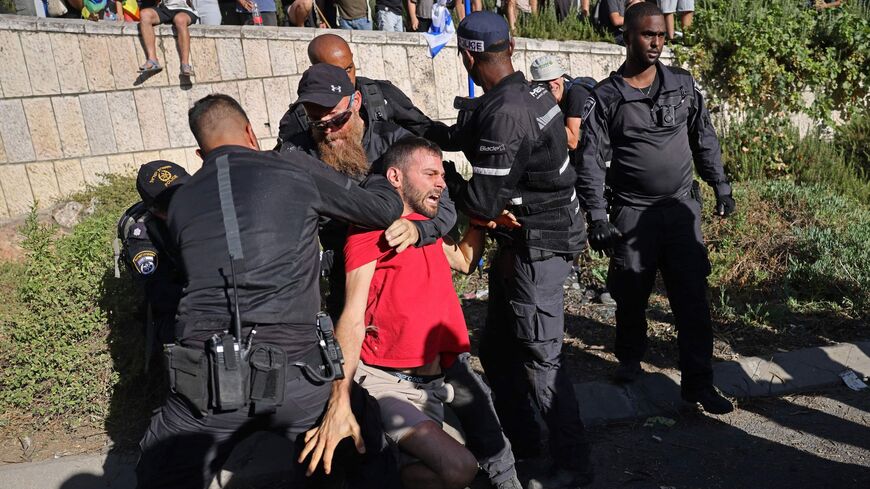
[299, 136, 519, 489]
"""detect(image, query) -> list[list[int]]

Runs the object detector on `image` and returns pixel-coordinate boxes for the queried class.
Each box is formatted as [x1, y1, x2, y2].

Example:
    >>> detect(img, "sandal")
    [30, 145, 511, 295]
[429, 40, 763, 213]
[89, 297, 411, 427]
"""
[138, 59, 162, 74]
[180, 64, 195, 77]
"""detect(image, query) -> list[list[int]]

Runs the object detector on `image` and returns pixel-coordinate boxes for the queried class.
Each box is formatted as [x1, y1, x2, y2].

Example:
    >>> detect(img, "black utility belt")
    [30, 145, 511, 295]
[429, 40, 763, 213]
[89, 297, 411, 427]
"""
[608, 181, 702, 210]
[165, 315, 345, 416]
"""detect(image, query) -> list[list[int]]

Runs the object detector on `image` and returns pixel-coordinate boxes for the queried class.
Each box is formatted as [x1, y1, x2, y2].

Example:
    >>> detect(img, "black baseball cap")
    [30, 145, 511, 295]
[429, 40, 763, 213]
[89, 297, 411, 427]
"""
[296, 63, 355, 108]
[136, 160, 189, 208]
[457, 11, 511, 53]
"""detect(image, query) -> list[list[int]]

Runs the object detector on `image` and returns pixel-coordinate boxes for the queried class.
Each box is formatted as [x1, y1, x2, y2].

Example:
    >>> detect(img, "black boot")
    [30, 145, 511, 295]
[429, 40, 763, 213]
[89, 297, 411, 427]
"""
[682, 386, 734, 414]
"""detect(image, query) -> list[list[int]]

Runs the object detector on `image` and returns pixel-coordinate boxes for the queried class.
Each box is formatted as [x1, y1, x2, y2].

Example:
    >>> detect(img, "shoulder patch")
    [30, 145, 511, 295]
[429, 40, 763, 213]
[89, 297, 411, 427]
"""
[478, 139, 506, 155]
[127, 222, 149, 240]
[581, 96, 597, 121]
[133, 250, 158, 275]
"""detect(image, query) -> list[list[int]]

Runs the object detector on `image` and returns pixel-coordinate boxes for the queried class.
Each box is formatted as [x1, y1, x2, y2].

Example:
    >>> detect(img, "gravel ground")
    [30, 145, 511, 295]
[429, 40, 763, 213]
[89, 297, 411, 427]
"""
[565, 387, 870, 489]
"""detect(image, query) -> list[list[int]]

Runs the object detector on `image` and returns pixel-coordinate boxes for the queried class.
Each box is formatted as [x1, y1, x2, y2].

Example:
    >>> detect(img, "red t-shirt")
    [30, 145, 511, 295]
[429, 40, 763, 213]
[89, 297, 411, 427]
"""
[344, 213, 471, 369]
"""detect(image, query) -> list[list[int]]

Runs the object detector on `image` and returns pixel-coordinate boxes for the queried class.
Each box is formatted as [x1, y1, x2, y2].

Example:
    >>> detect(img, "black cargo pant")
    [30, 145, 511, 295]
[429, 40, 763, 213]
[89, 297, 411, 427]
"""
[607, 197, 714, 393]
[479, 246, 589, 465]
[136, 374, 329, 489]
[444, 352, 518, 485]
[136, 354, 398, 489]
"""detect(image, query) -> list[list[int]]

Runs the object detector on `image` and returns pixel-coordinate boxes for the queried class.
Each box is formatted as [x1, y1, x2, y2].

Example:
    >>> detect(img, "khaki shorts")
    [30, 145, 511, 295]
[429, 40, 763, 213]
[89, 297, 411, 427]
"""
[355, 362, 455, 444]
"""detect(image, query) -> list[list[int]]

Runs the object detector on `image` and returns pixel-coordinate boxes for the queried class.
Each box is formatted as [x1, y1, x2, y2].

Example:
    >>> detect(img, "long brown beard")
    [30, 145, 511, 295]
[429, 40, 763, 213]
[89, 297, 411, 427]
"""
[316, 116, 369, 179]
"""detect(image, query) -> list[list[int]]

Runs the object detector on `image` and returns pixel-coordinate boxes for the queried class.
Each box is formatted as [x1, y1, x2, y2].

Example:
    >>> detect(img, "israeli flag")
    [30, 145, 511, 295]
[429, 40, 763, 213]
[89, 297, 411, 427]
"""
[424, 0, 456, 58]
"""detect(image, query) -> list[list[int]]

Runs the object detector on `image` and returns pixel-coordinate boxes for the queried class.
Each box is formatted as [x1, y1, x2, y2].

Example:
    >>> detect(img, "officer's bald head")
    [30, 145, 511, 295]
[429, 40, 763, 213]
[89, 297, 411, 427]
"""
[189, 94, 257, 156]
[307, 34, 356, 84]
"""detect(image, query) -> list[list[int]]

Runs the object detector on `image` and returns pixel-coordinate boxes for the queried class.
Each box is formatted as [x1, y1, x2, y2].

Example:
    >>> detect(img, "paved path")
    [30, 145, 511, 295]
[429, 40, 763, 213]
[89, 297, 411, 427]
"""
[1, 342, 868, 489]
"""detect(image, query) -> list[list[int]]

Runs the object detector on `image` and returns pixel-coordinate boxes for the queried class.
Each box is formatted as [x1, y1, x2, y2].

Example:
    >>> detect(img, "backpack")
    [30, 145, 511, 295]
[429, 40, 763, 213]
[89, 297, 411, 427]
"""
[565, 76, 598, 93]
[113, 202, 149, 278]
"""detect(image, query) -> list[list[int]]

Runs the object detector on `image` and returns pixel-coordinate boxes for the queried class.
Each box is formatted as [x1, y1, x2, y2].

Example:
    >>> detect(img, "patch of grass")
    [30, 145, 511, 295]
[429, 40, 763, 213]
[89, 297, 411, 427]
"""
[704, 179, 869, 326]
[0, 175, 140, 428]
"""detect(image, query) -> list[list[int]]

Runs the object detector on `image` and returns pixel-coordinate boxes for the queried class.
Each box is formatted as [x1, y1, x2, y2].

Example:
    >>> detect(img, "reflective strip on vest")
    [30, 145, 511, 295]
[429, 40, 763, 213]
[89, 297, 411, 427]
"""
[473, 166, 512, 176]
[559, 155, 570, 174]
[536, 104, 561, 129]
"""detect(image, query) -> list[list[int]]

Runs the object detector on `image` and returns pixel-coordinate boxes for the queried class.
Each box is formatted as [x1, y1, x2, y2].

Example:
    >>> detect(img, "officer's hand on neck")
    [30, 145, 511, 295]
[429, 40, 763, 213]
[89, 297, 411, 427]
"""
[385, 219, 420, 253]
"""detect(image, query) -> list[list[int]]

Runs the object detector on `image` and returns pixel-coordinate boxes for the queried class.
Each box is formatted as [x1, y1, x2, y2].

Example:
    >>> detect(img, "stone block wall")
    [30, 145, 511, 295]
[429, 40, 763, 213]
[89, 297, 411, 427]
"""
[0, 14, 639, 221]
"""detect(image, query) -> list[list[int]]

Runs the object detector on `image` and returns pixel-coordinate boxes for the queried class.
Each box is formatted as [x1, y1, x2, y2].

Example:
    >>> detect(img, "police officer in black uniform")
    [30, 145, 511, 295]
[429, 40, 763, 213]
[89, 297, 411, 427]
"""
[282, 64, 524, 489]
[135, 94, 404, 489]
[578, 2, 735, 415]
[450, 11, 593, 487]
[277, 33, 451, 154]
[117, 161, 188, 354]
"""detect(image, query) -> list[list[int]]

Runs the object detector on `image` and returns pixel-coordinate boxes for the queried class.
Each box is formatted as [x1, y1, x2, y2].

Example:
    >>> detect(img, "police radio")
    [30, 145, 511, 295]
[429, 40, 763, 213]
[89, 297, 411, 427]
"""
[206, 256, 248, 411]
[294, 313, 345, 383]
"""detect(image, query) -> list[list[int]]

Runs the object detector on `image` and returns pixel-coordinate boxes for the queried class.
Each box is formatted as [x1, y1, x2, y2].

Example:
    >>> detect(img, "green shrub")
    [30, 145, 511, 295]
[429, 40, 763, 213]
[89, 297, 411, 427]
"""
[834, 109, 870, 176]
[0, 175, 140, 424]
[718, 108, 870, 202]
[514, 5, 604, 42]
[678, 0, 870, 121]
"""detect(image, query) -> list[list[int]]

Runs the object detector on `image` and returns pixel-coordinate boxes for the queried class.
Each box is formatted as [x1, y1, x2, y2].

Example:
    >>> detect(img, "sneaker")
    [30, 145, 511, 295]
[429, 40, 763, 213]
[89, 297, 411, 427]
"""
[180, 63, 195, 77]
[527, 468, 594, 489]
[682, 386, 734, 414]
[613, 361, 643, 383]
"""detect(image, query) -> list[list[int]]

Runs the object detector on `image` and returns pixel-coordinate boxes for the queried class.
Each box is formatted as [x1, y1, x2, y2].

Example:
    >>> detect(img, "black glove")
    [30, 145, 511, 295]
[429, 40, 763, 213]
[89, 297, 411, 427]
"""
[588, 219, 623, 252]
[714, 190, 736, 218]
[442, 161, 466, 199]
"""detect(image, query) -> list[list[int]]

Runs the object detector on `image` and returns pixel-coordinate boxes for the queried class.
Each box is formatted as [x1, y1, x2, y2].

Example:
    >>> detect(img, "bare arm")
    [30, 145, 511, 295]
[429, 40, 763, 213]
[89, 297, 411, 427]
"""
[442, 225, 485, 274]
[442, 210, 520, 273]
[816, 0, 844, 9]
[298, 261, 376, 475]
[407, 0, 419, 30]
[565, 116, 582, 150]
[610, 11, 624, 27]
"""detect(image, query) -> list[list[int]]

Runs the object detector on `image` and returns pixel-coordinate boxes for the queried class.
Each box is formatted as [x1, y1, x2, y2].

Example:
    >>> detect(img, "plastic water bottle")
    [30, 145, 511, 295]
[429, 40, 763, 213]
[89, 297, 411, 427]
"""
[251, 2, 263, 26]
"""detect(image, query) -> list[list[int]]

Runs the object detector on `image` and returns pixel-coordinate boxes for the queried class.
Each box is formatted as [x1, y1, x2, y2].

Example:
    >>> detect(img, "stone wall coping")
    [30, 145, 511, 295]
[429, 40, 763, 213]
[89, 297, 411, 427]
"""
[0, 14, 651, 57]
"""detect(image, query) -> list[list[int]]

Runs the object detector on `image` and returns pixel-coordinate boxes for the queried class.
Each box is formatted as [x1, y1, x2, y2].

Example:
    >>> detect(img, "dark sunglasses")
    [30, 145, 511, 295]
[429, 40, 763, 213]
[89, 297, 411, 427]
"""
[310, 93, 355, 131]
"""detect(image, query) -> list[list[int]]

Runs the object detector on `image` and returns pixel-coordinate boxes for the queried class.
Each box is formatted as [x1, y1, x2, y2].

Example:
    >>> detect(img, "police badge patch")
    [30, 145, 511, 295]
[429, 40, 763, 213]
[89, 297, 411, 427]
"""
[133, 250, 158, 275]
[581, 96, 596, 121]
